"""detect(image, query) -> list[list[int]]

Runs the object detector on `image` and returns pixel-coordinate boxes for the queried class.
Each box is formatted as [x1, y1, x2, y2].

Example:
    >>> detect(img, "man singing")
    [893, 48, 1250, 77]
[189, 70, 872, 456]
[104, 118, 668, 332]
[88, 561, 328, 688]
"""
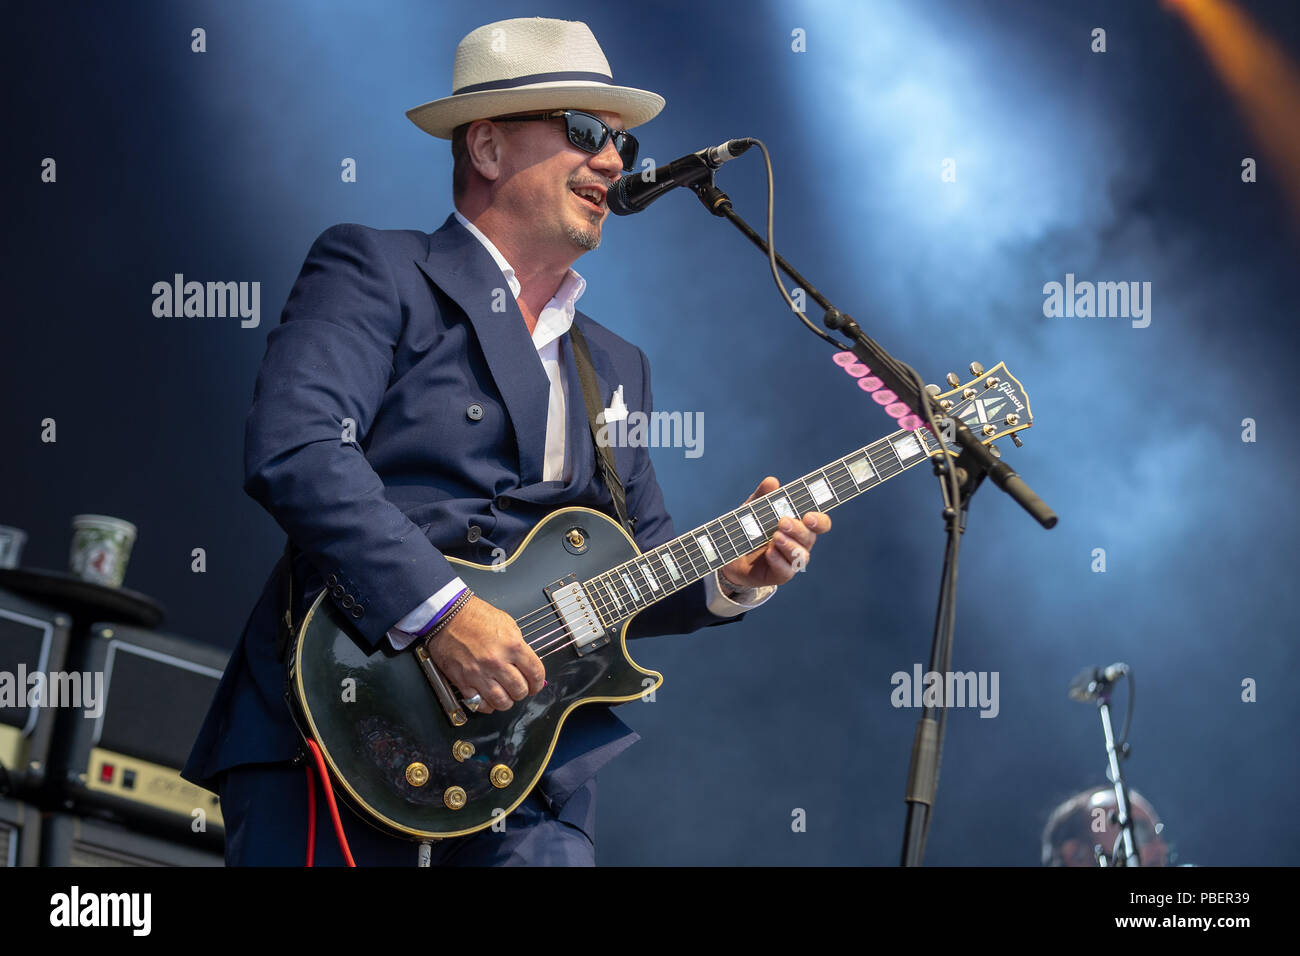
[183, 16, 830, 866]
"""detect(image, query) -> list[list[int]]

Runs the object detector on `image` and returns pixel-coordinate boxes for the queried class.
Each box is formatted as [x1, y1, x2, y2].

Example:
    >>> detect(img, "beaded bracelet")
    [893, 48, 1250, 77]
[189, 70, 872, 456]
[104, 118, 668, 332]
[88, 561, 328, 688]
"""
[717, 568, 753, 595]
[417, 588, 474, 643]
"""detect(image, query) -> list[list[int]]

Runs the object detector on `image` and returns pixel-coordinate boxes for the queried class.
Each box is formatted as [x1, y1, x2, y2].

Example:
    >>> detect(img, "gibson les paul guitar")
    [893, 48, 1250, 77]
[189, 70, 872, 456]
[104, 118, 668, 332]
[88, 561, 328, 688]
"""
[288, 361, 1033, 840]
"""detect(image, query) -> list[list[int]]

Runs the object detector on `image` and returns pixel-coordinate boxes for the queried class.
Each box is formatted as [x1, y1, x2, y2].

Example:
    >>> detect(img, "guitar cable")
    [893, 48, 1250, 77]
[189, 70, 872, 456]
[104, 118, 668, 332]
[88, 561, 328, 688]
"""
[304, 738, 356, 867]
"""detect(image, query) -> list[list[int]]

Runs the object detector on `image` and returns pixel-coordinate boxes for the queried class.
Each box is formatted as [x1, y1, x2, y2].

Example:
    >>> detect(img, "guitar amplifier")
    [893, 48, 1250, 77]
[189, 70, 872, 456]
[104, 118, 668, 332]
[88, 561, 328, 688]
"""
[56, 622, 228, 844]
[41, 813, 223, 867]
[0, 795, 42, 866]
[0, 587, 72, 795]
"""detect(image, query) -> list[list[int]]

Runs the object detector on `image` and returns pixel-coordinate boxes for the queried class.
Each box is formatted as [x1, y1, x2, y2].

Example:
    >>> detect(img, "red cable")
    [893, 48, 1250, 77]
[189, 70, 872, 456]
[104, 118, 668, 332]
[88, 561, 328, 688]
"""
[304, 763, 317, 867]
[305, 738, 356, 867]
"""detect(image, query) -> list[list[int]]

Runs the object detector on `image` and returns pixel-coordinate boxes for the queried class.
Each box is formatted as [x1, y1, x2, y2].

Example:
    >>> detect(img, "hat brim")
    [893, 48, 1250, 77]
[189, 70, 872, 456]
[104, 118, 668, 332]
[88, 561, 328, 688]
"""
[406, 81, 665, 139]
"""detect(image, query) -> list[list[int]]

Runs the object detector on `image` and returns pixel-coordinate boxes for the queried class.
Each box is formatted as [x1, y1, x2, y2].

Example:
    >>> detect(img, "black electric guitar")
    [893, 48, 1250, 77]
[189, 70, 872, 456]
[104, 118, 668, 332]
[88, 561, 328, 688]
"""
[288, 362, 1033, 841]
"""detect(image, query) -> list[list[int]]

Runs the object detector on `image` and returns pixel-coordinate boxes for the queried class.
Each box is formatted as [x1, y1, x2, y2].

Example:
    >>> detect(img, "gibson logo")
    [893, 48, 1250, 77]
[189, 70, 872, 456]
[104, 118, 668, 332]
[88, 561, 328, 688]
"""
[997, 381, 1024, 412]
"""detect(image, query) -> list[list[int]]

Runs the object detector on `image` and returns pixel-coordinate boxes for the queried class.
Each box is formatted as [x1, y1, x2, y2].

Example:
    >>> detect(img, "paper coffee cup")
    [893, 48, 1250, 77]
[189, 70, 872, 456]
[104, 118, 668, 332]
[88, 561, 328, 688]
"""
[0, 526, 26, 569]
[69, 514, 137, 588]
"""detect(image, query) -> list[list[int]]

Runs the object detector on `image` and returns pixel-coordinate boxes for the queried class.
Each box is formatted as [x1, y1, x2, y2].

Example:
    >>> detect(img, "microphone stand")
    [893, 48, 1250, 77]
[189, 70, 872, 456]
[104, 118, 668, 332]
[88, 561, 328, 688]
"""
[687, 174, 1057, 865]
[1096, 679, 1141, 867]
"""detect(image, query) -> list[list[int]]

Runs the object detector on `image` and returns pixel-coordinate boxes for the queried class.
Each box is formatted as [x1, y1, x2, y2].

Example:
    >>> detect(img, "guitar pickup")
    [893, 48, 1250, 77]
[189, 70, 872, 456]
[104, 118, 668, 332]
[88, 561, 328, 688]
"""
[544, 575, 608, 657]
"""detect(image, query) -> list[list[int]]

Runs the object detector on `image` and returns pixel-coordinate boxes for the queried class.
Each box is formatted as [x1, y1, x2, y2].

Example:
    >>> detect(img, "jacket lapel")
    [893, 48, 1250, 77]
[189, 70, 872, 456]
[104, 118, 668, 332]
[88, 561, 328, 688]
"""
[415, 214, 550, 484]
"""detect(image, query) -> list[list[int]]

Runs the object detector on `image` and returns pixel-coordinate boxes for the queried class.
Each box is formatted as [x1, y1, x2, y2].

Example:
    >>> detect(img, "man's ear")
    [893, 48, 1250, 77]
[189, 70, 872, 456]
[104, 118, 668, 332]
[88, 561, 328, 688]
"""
[465, 120, 505, 183]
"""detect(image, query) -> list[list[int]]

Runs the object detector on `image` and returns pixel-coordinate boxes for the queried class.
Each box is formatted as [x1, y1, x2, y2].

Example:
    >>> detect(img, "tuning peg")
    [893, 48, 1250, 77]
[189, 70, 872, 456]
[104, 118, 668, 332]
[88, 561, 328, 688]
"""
[945, 372, 961, 387]
[988, 444, 1002, 459]
[969, 361, 985, 376]
[925, 384, 941, 397]
[1011, 434, 1023, 448]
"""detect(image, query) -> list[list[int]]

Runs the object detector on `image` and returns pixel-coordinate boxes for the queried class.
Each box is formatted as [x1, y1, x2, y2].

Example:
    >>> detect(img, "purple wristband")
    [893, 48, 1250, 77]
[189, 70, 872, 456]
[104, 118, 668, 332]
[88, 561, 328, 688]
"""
[414, 587, 469, 639]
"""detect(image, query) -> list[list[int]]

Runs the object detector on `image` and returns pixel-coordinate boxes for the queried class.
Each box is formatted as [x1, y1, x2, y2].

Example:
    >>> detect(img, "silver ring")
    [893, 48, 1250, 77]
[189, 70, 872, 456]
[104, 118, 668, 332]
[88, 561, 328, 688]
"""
[464, 694, 483, 712]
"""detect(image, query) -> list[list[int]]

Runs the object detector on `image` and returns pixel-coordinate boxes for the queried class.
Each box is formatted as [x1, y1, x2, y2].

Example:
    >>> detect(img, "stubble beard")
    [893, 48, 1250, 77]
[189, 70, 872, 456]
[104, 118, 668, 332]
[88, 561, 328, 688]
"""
[564, 217, 601, 252]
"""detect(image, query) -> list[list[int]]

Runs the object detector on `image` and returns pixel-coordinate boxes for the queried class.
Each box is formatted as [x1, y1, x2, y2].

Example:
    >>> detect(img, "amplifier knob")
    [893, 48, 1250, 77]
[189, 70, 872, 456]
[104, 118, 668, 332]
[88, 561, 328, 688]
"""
[405, 762, 429, 787]
[444, 786, 467, 810]
[490, 764, 514, 789]
[452, 740, 475, 762]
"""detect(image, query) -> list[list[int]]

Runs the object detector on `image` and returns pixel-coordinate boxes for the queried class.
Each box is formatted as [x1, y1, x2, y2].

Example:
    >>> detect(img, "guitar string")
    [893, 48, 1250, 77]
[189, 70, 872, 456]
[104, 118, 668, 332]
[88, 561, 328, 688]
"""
[513, 483, 834, 644]
[505, 458, 882, 637]
[511, 469, 877, 655]
[512, 444, 913, 640]
[507, 453, 905, 649]
[503, 425, 944, 636]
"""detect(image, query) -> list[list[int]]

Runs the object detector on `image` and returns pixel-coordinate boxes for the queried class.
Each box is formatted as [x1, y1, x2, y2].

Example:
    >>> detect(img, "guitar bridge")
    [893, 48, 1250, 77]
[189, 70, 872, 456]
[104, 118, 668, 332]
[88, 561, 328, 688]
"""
[544, 575, 608, 657]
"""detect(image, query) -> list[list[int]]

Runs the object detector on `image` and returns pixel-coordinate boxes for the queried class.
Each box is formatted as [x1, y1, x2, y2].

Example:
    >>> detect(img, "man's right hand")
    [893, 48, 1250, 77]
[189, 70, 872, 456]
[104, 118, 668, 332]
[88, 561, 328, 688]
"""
[425, 595, 546, 714]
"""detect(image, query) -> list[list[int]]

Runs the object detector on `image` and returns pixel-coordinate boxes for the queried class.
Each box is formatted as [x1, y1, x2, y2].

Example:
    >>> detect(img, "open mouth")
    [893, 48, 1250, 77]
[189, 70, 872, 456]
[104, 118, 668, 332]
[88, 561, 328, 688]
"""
[570, 186, 605, 212]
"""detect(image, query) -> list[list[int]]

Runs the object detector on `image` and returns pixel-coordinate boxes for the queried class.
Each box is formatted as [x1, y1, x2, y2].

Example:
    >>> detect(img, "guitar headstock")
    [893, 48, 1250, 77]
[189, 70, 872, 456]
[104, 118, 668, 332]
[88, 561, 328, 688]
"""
[926, 361, 1033, 451]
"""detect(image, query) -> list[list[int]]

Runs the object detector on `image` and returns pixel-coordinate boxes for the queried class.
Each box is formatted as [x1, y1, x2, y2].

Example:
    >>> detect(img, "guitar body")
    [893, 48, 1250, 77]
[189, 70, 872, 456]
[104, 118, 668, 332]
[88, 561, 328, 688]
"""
[288, 506, 659, 841]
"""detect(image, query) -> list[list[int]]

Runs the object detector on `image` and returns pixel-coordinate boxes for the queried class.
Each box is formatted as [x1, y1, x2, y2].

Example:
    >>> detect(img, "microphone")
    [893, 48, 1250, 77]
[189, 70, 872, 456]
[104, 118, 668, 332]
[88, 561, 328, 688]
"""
[607, 138, 753, 215]
[1068, 662, 1130, 702]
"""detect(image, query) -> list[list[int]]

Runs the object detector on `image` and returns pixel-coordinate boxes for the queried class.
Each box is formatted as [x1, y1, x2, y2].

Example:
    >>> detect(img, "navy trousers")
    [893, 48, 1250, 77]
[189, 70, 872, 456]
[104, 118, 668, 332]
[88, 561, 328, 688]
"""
[218, 761, 597, 866]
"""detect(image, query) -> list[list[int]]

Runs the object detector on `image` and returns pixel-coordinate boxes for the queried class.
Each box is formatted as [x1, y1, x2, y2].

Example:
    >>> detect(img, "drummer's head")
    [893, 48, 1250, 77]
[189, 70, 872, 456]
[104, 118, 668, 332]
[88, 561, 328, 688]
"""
[1042, 788, 1169, 866]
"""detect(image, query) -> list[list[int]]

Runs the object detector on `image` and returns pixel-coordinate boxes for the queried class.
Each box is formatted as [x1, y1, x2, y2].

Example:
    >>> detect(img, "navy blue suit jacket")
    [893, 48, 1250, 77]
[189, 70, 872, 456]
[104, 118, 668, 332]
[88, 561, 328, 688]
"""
[182, 214, 740, 815]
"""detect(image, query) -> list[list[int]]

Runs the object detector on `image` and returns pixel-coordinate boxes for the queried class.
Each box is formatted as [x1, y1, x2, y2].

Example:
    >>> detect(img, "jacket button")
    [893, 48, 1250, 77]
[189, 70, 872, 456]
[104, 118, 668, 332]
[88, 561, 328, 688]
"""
[351, 605, 364, 619]
[496, 495, 511, 510]
[331, 584, 345, 598]
[340, 594, 355, 609]
[467, 525, 482, 543]
[466, 403, 484, 421]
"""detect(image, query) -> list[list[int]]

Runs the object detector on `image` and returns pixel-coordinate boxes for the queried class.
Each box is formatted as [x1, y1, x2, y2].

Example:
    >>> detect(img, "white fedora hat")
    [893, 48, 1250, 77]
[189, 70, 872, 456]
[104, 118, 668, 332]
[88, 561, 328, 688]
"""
[406, 17, 665, 139]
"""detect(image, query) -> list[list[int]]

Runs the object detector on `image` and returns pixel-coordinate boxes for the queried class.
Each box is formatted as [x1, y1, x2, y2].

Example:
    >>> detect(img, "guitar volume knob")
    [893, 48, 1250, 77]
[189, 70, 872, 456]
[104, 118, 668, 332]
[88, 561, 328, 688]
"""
[490, 764, 514, 789]
[452, 740, 475, 762]
[444, 786, 467, 810]
[405, 762, 429, 787]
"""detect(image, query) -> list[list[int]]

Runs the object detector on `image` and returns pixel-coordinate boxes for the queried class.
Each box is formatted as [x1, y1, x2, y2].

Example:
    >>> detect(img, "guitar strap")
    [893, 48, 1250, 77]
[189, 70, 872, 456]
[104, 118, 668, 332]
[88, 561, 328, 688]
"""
[276, 319, 636, 663]
[566, 320, 636, 539]
[276, 539, 297, 663]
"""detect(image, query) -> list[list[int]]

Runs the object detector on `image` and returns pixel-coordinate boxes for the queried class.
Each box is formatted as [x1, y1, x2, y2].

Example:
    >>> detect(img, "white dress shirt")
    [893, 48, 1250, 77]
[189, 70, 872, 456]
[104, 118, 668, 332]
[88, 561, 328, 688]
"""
[386, 211, 773, 649]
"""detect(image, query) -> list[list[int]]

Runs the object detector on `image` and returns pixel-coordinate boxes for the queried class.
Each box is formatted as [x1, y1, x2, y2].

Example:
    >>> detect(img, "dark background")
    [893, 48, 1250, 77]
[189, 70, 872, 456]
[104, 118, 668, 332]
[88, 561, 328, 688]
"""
[3, 0, 1298, 865]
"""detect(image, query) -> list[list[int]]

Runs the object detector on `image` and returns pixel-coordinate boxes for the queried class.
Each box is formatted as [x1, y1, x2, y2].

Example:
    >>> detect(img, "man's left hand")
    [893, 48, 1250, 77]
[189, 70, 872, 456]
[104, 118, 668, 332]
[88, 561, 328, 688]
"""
[719, 476, 831, 589]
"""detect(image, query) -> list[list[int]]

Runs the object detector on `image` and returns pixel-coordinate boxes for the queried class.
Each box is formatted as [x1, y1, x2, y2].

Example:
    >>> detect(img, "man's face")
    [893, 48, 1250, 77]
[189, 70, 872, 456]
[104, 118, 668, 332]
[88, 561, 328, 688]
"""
[489, 109, 626, 255]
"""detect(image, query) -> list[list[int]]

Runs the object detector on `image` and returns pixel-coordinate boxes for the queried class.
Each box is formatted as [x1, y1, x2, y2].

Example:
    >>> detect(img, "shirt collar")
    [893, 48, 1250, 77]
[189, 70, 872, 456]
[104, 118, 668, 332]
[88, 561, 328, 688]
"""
[452, 210, 586, 350]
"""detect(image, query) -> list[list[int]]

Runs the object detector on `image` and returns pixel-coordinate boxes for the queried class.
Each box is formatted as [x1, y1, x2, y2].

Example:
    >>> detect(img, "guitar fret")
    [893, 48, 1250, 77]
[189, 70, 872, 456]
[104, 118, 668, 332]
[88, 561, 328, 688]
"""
[606, 571, 632, 614]
[710, 518, 741, 563]
[638, 560, 661, 593]
[680, 536, 707, 576]
[619, 569, 643, 605]
[650, 550, 678, 592]
[586, 578, 613, 626]
[694, 531, 719, 566]
[628, 562, 655, 603]
[736, 506, 765, 542]
[595, 577, 618, 625]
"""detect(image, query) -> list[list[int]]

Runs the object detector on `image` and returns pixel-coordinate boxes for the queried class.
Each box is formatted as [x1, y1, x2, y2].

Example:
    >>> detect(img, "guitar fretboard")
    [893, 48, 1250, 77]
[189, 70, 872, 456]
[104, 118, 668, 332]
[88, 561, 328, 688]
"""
[581, 425, 943, 627]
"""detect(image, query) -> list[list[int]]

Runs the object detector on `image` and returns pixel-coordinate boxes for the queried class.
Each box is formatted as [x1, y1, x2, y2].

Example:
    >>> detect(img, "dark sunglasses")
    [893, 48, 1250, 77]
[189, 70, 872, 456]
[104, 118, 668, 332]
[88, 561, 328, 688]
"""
[490, 109, 639, 172]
